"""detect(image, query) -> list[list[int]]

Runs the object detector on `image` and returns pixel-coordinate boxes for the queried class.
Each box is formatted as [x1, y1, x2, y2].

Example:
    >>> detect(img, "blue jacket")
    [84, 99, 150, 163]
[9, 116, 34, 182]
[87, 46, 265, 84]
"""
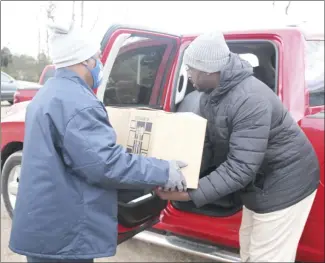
[9, 69, 169, 260]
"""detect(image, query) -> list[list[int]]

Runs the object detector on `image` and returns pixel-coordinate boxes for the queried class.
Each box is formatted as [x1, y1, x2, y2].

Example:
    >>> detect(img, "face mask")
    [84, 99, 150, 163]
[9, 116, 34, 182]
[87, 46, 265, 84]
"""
[86, 58, 103, 89]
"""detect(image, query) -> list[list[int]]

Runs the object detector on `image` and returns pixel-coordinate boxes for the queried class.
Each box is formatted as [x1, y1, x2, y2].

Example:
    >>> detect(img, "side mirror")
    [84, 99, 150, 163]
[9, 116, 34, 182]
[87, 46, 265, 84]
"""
[175, 64, 188, 105]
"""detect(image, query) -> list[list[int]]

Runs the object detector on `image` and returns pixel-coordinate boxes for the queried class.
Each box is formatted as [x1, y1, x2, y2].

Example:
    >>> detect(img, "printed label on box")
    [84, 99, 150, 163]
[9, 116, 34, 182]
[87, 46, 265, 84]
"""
[126, 117, 153, 156]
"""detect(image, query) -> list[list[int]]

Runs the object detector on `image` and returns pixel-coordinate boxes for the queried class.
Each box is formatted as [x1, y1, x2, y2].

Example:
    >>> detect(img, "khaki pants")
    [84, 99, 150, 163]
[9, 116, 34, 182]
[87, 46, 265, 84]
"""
[239, 190, 317, 262]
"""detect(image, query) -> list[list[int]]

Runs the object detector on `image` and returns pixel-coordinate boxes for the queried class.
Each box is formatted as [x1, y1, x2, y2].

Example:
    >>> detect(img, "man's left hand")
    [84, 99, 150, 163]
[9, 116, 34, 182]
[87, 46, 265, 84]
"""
[155, 188, 191, 201]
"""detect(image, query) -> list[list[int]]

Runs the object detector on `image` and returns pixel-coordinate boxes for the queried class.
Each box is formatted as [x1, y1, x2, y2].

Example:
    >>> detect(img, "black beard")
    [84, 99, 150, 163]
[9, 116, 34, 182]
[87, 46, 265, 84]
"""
[195, 86, 214, 94]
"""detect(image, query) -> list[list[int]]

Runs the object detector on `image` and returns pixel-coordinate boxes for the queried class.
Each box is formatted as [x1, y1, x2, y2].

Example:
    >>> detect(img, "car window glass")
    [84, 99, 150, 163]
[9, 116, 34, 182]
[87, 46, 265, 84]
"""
[305, 40, 324, 106]
[239, 53, 259, 67]
[1, 72, 11, 82]
[103, 36, 167, 106]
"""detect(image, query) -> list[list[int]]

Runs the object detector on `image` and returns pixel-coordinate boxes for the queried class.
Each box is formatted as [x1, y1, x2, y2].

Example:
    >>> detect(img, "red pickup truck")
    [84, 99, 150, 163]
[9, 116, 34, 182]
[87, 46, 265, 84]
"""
[1, 25, 324, 262]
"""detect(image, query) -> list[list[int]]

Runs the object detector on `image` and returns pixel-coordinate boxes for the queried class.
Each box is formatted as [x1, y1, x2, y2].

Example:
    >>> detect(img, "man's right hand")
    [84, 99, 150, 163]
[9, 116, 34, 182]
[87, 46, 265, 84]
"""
[163, 160, 188, 192]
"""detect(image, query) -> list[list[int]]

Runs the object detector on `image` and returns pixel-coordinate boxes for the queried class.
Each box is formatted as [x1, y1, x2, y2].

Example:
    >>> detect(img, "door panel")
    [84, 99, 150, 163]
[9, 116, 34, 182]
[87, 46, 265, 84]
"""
[98, 24, 181, 243]
[98, 26, 180, 108]
[117, 190, 167, 244]
[97, 33, 132, 102]
[117, 190, 166, 228]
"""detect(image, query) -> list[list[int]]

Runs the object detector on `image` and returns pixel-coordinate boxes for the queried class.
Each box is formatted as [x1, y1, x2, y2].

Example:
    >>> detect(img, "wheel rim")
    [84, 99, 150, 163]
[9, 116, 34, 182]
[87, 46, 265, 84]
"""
[7, 164, 21, 210]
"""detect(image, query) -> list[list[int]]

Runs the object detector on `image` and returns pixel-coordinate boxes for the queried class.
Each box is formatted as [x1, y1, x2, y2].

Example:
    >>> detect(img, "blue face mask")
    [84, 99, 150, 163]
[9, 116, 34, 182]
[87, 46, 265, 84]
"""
[86, 58, 103, 90]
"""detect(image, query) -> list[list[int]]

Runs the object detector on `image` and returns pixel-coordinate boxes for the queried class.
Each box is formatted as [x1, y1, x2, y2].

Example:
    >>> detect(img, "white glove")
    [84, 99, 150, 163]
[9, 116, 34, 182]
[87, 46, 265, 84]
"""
[164, 160, 187, 192]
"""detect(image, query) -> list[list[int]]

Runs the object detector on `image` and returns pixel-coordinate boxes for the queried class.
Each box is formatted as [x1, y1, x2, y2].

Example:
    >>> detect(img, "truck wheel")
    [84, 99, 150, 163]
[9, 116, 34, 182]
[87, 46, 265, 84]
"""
[1, 151, 22, 219]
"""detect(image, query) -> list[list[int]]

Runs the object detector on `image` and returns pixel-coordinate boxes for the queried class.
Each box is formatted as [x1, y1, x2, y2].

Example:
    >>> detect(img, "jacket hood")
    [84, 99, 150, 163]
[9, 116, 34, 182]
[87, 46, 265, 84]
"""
[209, 53, 254, 101]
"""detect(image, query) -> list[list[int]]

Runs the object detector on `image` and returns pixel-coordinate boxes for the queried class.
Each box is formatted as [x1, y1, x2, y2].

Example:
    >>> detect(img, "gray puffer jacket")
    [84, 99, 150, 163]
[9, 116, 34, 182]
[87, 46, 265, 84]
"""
[188, 53, 320, 213]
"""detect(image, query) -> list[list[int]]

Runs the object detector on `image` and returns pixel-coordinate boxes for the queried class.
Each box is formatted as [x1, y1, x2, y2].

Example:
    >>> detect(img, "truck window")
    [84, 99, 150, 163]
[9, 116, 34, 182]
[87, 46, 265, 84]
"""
[175, 40, 277, 108]
[103, 36, 168, 107]
[1, 72, 12, 82]
[239, 53, 259, 67]
[305, 40, 324, 106]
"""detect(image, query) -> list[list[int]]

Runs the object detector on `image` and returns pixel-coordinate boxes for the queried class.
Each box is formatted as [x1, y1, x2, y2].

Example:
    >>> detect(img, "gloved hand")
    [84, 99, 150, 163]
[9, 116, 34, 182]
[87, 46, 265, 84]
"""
[163, 160, 188, 192]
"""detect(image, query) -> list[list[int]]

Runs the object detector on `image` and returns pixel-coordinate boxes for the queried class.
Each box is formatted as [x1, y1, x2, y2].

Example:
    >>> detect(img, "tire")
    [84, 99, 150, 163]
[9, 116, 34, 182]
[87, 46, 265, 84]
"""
[1, 151, 22, 219]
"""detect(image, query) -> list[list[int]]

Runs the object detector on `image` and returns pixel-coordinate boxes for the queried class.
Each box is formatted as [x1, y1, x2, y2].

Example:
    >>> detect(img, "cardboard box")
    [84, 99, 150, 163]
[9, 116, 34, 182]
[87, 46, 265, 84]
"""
[106, 107, 207, 189]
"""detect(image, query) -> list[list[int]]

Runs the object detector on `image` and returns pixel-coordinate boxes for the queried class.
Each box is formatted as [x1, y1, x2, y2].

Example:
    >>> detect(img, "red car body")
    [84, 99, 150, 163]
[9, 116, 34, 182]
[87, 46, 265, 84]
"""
[13, 88, 40, 104]
[1, 25, 324, 262]
[13, 65, 55, 104]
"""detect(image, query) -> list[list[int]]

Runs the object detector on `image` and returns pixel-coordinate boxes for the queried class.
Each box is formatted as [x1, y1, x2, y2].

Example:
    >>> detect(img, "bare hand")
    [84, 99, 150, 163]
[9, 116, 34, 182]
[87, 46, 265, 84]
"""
[155, 189, 191, 201]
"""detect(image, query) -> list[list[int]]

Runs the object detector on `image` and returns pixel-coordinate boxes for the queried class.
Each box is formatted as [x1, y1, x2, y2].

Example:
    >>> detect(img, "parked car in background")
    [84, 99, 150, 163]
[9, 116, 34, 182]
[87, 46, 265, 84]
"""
[13, 81, 42, 104]
[1, 25, 324, 262]
[1, 71, 17, 104]
[13, 65, 55, 104]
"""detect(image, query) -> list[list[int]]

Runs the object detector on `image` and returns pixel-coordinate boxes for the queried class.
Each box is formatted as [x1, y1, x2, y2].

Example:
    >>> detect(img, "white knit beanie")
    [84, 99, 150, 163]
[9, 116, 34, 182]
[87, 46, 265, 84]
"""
[48, 20, 100, 69]
[183, 31, 230, 73]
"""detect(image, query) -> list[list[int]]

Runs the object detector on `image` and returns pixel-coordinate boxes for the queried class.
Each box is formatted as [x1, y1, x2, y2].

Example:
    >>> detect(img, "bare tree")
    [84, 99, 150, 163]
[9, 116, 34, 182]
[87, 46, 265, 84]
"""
[90, 4, 101, 31]
[80, 1, 84, 28]
[285, 1, 291, 15]
[72, 1, 76, 21]
[45, 1, 56, 57]
[1, 47, 12, 68]
[38, 26, 41, 57]
[46, 1, 56, 21]
[90, 14, 100, 32]
[37, 5, 42, 58]
[272, 1, 292, 15]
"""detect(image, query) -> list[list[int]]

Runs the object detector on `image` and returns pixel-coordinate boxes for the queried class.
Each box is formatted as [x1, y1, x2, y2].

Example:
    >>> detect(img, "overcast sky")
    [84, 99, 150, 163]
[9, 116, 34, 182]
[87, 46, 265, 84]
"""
[1, 1, 324, 58]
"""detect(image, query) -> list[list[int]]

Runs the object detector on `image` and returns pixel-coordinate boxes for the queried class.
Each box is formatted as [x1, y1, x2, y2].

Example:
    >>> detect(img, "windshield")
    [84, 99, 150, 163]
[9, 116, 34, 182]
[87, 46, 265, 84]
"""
[305, 40, 324, 107]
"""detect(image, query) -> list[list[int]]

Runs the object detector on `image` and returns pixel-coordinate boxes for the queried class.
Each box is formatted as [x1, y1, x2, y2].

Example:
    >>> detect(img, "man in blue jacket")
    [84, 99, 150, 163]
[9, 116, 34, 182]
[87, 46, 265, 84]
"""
[9, 21, 187, 263]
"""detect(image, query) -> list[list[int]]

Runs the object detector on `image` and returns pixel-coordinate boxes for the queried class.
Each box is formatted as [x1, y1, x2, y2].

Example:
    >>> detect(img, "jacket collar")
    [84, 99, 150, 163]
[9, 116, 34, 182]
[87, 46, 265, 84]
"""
[55, 68, 90, 90]
[209, 53, 254, 102]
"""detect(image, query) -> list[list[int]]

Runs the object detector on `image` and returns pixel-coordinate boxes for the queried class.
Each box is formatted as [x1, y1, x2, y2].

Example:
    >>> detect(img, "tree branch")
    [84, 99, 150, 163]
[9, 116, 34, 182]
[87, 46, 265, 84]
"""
[285, 1, 291, 15]
[72, 1, 75, 21]
[90, 4, 101, 31]
[80, 1, 84, 28]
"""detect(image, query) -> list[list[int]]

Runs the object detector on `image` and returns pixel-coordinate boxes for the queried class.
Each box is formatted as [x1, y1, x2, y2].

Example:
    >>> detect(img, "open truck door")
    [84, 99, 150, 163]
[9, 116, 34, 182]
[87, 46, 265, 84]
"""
[97, 25, 181, 244]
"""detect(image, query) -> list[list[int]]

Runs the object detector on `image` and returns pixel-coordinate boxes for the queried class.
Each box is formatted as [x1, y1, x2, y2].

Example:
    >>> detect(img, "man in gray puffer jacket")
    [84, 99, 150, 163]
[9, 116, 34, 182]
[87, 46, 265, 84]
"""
[156, 31, 320, 262]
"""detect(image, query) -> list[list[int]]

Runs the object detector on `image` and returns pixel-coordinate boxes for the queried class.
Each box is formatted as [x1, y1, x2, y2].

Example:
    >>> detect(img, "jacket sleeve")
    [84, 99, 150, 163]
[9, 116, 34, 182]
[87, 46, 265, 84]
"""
[62, 106, 169, 189]
[189, 95, 272, 207]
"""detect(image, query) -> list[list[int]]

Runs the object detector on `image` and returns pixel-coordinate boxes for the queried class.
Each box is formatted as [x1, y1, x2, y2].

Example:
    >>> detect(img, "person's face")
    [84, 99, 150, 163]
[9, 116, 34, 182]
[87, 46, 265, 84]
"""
[185, 65, 220, 93]
[82, 51, 102, 88]
[84, 51, 101, 69]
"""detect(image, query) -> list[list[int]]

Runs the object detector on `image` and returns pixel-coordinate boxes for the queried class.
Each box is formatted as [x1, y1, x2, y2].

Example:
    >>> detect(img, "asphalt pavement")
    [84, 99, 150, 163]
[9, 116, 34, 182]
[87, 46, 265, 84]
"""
[0, 101, 209, 262]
